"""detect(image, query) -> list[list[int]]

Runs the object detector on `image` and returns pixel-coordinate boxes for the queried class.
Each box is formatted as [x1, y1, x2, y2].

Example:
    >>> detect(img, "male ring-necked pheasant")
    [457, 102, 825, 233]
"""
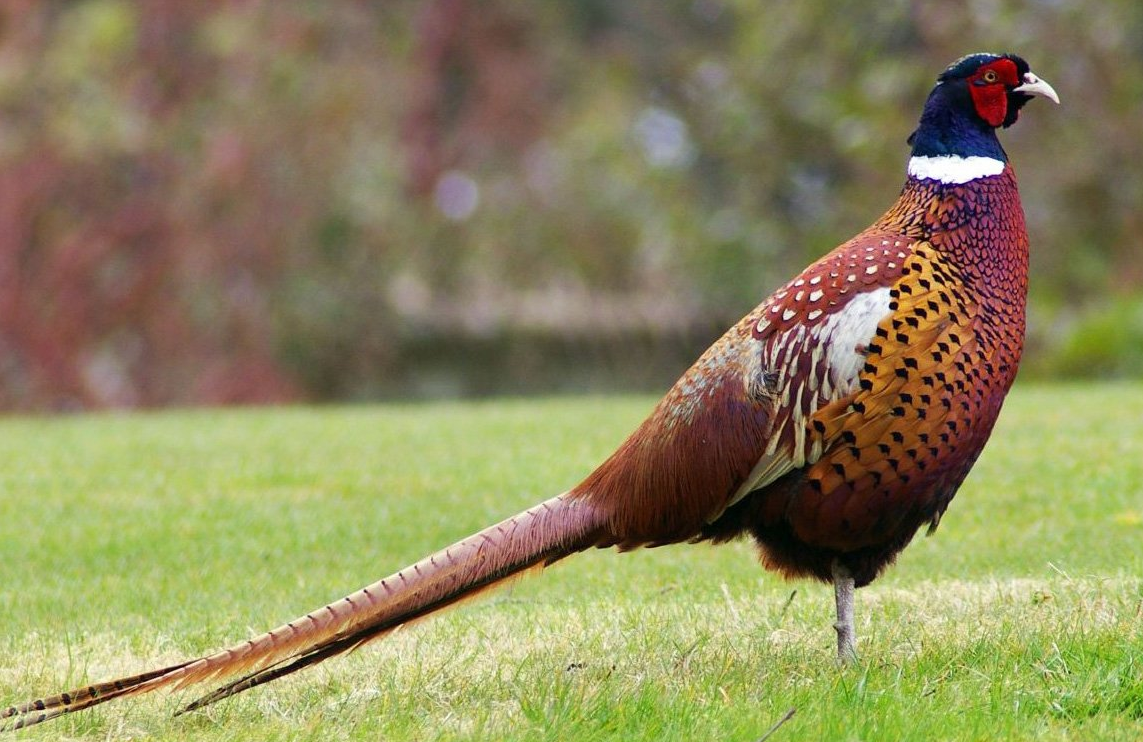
[3, 52, 1057, 730]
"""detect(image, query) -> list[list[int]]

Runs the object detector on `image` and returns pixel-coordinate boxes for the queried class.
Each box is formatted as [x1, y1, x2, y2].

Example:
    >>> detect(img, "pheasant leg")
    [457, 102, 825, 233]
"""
[832, 560, 856, 663]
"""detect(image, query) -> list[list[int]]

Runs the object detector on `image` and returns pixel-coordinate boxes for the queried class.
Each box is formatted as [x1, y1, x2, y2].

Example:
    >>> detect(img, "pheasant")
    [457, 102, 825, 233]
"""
[3, 52, 1057, 731]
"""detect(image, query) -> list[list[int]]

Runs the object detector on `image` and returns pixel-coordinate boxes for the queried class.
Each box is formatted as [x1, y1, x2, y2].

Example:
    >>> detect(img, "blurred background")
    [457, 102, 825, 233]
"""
[0, 0, 1140, 411]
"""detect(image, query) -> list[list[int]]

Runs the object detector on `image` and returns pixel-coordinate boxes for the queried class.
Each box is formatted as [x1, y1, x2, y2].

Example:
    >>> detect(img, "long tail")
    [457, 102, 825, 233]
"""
[2, 493, 604, 731]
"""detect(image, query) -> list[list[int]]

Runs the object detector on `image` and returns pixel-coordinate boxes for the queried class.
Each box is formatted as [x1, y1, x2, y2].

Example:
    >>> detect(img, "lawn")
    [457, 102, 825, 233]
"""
[1, 384, 1142, 740]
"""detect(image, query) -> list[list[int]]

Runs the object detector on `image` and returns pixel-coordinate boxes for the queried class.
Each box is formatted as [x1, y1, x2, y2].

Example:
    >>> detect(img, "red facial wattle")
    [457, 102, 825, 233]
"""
[967, 58, 1020, 127]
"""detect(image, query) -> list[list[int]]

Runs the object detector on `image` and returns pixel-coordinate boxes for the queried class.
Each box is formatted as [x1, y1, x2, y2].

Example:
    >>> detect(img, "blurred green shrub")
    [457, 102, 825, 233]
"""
[1036, 298, 1143, 379]
[0, 1, 1140, 408]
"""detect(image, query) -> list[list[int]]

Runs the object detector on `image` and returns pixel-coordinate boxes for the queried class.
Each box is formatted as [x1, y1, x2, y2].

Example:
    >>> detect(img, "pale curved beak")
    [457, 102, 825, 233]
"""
[1014, 71, 1060, 104]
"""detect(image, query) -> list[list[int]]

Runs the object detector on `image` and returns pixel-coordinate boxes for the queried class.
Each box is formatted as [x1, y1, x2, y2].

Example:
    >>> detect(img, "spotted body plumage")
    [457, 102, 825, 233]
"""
[792, 167, 1030, 579]
[3, 53, 1056, 731]
[579, 161, 1033, 586]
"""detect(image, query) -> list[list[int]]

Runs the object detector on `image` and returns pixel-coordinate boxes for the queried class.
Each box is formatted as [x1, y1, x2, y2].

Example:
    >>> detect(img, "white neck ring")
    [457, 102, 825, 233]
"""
[907, 155, 1005, 184]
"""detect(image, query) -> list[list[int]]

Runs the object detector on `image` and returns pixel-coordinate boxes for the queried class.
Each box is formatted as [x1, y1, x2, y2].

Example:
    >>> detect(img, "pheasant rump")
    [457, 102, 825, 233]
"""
[3, 52, 1057, 730]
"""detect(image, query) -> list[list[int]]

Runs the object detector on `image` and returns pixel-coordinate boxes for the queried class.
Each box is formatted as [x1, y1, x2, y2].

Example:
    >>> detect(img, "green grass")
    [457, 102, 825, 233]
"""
[1, 383, 1142, 740]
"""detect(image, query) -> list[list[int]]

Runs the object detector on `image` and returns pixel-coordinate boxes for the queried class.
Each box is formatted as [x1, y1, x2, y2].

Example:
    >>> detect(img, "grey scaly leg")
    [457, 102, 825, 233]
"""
[832, 560, 856, 663]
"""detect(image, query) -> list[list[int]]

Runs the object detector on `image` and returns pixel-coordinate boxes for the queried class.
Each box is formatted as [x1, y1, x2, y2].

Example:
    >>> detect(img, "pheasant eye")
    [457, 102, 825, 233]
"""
[982, 69, 999, 83]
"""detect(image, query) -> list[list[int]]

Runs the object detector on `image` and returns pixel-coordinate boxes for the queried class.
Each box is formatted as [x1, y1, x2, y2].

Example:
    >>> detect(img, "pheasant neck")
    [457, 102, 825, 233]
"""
[908, 80, 1008, 161]
[882, 168, 1030, 320]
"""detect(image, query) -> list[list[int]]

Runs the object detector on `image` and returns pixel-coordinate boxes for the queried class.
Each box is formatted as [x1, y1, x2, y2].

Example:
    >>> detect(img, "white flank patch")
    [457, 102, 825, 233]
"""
[818, 287, 893, 390]
[907, 155, 1005, 184]
[726, 286, 893, 510]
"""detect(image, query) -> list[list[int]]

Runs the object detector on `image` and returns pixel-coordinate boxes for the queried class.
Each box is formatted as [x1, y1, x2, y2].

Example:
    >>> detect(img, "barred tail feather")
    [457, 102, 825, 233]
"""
[2, 665, 191, 731]
[3, 493, 603, 731]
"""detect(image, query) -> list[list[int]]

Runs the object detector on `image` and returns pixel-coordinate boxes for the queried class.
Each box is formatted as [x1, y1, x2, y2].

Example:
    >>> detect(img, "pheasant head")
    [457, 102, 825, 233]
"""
[908, 53, 1059, 169]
